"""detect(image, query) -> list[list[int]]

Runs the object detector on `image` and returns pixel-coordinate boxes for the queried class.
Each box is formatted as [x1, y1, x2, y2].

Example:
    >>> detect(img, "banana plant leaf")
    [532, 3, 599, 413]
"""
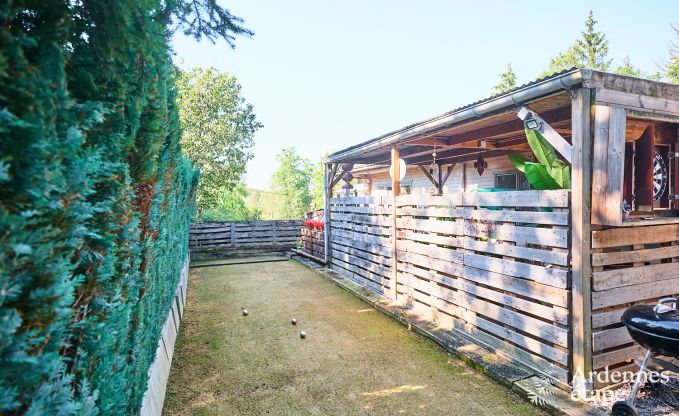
[507, 154, 531, 173]
[525, 129, 557, 168]
[524, 162, 561, 190]
[549, 159, 571, 189]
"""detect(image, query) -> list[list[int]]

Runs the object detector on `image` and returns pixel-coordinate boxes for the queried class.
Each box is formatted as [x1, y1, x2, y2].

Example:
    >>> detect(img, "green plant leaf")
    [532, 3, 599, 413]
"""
[549, 160, 571, 189]
[507, 154, 531, 173]
[525, 129, 557, 168]
[524, 163, 561, 190]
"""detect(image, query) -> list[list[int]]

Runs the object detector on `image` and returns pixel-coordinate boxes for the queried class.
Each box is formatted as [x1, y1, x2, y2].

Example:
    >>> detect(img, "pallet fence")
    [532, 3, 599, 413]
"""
[329, 196, 392, 296]
[590, 223, 679, 387]
[329, 190, 572, 385]
[299, 209, 325, 261]
[189, 220, 302, 259]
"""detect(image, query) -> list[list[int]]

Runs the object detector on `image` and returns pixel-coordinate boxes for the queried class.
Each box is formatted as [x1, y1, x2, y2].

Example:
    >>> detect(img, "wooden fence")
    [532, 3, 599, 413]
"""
[189, 220, 302, 259]
[329, 196, 392, 295]
[590, 223, 679, 387]
[329, 190, 572, 385]
[299, 209, 325, 261]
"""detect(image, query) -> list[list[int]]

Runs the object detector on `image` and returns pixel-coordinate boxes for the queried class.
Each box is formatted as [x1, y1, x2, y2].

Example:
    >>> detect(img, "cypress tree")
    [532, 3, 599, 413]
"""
[0, 0, 247, 413]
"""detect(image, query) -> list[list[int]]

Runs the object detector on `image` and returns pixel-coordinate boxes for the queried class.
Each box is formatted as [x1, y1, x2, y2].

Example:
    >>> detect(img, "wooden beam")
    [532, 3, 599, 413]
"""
[404, 148, 476, 164]
[411, 149, 510, 165]
[407, 137, 449, 146]
[441, 163, 455, 188]
[330, 164, 347, 190]
[570, 87, 593, 398]
[390, 147, 400, 301]
[518, 106, 573, 163]
[445, 106, 572, 146]
[418, 165, 440, 192]
[328, 163, 339, 190]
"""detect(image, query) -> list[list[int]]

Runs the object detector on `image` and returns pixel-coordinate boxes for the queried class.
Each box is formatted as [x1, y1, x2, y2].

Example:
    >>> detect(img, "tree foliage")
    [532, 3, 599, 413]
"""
[539, 10, 610, 77]
[576, 11, 612, 71]
[614, 56, 645, 78]
[169, 0, 254, 46]
[176, 67, 262, 212]
[492, 63, 518, 94]
[663, 24, 679, 84]
[271, 148, 313, 219]
[0, 0, 248, 413]
[198, 183, 253, 221]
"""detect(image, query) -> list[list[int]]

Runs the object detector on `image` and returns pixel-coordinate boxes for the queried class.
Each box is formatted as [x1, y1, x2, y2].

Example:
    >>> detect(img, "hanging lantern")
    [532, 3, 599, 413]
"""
[429, 149, 438, 175]
[474, 154, 487, 176]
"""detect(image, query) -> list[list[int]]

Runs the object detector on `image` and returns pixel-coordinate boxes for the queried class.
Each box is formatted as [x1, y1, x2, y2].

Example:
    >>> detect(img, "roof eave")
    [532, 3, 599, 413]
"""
[326, 68, 591, 164]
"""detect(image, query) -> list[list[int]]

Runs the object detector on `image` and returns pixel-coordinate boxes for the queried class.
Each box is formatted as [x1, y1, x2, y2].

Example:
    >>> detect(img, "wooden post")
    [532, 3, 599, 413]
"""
[571, 87, 593, 398]
[272, 221, 277, 243]
[390, 147, 400, 301]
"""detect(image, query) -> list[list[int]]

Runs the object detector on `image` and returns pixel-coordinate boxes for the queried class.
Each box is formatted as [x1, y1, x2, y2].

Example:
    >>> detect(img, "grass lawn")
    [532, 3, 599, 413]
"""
[163, 259, 545, 415]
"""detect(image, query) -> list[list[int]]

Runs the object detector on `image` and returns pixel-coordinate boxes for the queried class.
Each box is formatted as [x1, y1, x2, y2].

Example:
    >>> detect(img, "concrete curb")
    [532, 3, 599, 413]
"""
[291, 255, 606, 416]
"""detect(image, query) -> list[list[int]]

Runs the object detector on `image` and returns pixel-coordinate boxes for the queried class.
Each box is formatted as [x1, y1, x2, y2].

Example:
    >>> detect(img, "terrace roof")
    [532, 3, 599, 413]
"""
[327, 67, 589, 166]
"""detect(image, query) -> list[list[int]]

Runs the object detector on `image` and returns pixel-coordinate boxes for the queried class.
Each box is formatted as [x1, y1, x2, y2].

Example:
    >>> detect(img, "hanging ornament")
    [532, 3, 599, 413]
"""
[429, 148, 438, 175]
[474, 154, 487, 176]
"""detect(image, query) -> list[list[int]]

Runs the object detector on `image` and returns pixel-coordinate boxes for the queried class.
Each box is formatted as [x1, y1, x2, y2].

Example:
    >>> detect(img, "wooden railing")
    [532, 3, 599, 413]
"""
[329, 190, 571, 386]
[189, 220, 302, 260]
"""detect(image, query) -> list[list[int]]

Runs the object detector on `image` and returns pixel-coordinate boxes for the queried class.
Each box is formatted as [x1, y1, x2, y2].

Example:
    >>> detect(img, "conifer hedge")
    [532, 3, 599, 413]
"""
[0, 0, 247, 413]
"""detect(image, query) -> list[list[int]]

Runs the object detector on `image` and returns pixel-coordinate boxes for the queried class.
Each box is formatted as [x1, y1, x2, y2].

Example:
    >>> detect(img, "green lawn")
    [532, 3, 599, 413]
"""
[163, 259, 545, 416]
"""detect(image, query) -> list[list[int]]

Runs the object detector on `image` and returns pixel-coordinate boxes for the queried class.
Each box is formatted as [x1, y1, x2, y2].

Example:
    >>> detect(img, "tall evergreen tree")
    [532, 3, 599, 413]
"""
[614, 56, 644, 78]
[577, 10, 612, 71]
[0, 0, 251, 414]
[493, 63, 518, 94]
[539, 10, 611, 77]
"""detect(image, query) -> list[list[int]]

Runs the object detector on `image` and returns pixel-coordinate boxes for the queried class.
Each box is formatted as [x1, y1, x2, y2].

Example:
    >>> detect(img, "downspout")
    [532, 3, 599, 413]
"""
[322, 162, 330, 265]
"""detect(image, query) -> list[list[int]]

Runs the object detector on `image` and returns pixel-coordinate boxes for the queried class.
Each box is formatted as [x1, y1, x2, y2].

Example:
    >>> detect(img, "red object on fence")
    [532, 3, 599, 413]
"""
[303, 218, 324, 230]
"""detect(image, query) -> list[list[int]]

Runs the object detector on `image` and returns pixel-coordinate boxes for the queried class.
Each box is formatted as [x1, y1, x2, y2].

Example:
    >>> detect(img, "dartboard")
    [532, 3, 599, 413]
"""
[653, 151, 668, 202]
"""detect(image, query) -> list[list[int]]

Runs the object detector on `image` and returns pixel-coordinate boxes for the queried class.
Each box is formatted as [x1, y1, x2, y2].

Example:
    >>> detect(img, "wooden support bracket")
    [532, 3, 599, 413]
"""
[419, 164, 455, 195]
[518, 106, 573, 163]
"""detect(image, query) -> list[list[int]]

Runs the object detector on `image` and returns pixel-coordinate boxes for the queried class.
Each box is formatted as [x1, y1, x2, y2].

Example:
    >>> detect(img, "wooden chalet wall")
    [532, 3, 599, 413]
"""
[300, 210, 325, 261]
[328, 190, 572, 385]
[189, 220, 302, 260]
[590, 224, 679, 387]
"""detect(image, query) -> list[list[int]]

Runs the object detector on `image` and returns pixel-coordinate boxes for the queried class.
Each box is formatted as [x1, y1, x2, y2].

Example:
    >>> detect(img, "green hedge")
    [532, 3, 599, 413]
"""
[0, 1, 198, 414]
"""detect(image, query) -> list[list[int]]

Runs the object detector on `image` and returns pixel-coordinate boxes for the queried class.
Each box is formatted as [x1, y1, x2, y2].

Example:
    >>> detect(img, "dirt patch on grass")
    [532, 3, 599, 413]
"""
[163, 260, 545, 415]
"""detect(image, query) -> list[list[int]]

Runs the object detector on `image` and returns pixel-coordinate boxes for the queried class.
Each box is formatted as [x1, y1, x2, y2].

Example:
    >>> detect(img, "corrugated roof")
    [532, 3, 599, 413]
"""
[329, 67, 580, 158]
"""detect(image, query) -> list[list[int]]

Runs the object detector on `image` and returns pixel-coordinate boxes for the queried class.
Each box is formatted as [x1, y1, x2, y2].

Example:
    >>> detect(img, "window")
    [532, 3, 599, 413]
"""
[495, 173, 529, 190]
[495, 173, 517, 189]
[377, 180, 411, 194]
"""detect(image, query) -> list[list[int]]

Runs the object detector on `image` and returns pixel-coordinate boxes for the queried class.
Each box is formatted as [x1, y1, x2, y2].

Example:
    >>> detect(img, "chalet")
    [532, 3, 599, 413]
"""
[320, 67, 679, 394]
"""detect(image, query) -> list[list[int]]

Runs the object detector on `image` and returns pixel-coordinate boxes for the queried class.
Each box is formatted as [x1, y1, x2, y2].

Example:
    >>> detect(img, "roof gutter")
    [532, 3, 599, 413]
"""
[326, 68, 591, 163]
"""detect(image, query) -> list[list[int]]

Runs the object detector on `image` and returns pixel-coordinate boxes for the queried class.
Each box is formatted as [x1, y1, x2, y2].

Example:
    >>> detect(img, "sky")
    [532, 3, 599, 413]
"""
[172, 1, 679, 190]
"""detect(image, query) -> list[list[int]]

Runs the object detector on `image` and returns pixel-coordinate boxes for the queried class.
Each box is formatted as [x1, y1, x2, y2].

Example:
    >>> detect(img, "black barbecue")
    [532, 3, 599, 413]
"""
[612, 298, 679, 416]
